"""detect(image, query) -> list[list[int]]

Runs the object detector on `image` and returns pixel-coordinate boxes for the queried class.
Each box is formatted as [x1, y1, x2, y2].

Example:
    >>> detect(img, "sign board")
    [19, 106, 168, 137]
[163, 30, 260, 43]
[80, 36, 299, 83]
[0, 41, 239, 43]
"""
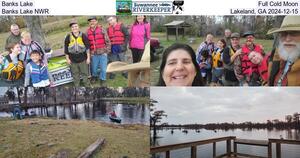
[49, 66, 73, 87]
[48, 56, 73, 87]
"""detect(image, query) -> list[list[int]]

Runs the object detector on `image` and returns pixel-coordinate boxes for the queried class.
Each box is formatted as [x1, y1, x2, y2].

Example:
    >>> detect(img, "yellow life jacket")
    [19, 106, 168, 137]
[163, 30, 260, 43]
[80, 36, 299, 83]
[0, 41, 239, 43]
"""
[212, 49, 223, 68]
[229, 47, 235, 56]
[1, 55, 24, 81]
[68, 32, 86, 54]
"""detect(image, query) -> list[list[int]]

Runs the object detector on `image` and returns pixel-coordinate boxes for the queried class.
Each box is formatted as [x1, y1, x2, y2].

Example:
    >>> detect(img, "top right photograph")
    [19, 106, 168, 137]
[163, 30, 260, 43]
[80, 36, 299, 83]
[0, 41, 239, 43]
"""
[150, 15, 300, 87]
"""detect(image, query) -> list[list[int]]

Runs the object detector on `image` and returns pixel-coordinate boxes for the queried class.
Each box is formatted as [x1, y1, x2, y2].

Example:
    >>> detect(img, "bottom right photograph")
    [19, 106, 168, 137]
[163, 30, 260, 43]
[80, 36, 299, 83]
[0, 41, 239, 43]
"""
[150, 87, 300, 158]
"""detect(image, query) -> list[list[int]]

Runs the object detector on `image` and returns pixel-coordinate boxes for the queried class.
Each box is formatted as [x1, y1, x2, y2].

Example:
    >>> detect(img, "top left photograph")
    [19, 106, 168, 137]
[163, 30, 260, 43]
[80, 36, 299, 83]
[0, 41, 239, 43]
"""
[0, 16, 151, 88]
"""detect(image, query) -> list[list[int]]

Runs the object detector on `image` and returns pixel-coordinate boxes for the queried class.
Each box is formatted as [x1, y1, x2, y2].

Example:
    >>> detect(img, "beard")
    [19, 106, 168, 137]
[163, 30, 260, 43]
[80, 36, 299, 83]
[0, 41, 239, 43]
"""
[278, 41, 300, 62]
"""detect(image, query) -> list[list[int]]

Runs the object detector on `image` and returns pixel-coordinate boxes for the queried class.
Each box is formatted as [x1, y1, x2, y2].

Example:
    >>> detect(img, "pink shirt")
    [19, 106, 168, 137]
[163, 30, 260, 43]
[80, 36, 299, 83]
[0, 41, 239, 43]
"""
[129, 22, 150, 50]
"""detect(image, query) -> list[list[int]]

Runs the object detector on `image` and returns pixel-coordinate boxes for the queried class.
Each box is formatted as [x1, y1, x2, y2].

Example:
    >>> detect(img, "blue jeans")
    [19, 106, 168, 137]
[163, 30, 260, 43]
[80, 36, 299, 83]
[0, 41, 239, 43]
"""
[92, 54, 108, 80]
[13, 105, 23, 119]
[108, 52, 125, 62]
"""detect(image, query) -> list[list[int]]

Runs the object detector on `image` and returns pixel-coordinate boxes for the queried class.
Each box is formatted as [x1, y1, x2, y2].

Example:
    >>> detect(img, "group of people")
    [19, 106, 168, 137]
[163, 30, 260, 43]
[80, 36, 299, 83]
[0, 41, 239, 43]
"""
[157, 15, 300, 86]
[0, 16, 151, 88]
[0, 27, 51, 88]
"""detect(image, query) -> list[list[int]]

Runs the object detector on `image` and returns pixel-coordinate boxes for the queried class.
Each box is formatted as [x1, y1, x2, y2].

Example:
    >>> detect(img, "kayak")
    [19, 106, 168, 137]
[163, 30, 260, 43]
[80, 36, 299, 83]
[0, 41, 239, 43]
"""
[109, 115, 122, 123]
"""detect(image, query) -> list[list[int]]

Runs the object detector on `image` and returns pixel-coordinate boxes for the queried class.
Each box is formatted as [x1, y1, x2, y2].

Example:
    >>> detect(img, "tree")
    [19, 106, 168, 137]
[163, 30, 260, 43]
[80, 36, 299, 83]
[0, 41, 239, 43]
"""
[286, 115, 293, 123]
[150, 99, 167, 140]
[293, 112, 300, 124]
[271, 16, 285, 49]
[23, 16, 48, 48]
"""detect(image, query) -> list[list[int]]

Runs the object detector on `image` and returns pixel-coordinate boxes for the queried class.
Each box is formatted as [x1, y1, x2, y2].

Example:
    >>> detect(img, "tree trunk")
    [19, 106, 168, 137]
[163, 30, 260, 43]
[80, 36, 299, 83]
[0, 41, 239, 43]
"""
[16, 87, 22, 104]
[272, 16, 285, 48]
[23, 16, 48, 49]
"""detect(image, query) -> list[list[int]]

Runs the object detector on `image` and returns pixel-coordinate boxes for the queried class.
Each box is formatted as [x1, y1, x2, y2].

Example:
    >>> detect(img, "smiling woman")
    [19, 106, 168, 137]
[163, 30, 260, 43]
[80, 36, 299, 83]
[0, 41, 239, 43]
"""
[157, 43, 204, 86]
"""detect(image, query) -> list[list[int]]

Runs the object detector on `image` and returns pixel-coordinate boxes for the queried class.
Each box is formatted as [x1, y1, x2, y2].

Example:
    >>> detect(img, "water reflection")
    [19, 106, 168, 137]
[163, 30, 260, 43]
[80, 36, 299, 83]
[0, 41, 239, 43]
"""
[0, 101, 150, 125]
[152, 128, 300, 158]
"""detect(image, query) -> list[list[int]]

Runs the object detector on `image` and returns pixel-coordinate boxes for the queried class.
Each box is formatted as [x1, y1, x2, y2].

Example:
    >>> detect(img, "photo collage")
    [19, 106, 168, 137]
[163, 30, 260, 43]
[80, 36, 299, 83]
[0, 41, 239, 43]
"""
[0, 15, 299, 158]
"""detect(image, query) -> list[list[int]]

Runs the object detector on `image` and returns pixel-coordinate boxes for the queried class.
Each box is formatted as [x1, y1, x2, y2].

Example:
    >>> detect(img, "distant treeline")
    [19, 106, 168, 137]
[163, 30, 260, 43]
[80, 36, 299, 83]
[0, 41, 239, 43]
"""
[155, 116, 300, 130]
[0, 87, 150, 104]
[150, 16, 284, 39]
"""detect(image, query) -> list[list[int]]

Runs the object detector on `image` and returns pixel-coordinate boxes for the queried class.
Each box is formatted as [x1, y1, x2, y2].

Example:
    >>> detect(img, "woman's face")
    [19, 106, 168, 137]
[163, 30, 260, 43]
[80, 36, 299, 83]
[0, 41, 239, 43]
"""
[137, 16, 145, 23]
[217, 41, 224, 49]
[162, 49, 196, 86]
[22, 36, 32, 45]
[11, 44, 21, 55]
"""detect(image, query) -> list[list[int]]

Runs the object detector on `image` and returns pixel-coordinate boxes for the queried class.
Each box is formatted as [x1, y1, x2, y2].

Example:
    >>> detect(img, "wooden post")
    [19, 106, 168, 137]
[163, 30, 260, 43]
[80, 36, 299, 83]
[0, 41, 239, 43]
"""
[191, 146, 197, 158]
[268, 142, 272, 158]
[234, 141, 237, 157]
[77, 138, 105, 158]
[175, 27, 178, 41]
[227, 139, 231, 156]
[213, 142, 216, 157]
[276, 143, 281, 158]
[166, 28, 169, 41]
[166, 151, 170, 158]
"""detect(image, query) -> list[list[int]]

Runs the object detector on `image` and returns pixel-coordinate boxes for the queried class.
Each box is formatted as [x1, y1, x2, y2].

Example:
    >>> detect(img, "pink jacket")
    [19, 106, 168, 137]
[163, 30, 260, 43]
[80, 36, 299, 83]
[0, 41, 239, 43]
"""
[129, 22, 150, 50]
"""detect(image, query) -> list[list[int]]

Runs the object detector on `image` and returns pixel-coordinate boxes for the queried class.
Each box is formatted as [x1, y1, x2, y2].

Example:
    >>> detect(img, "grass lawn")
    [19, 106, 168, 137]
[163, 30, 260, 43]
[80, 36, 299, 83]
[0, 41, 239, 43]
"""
[0, 118, 149, 158]
[150, 32, 274, 85]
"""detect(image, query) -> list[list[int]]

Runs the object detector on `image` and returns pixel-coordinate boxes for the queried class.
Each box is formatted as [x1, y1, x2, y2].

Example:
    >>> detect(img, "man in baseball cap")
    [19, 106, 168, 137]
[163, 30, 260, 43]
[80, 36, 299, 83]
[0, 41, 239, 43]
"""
[234, 30, 264, 86]
[221, 32, 241, 86]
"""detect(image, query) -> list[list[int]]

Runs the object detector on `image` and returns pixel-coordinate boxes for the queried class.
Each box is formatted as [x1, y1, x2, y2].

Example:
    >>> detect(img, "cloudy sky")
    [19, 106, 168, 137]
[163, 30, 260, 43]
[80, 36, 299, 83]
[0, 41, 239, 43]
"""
[151, 87, 300, 124]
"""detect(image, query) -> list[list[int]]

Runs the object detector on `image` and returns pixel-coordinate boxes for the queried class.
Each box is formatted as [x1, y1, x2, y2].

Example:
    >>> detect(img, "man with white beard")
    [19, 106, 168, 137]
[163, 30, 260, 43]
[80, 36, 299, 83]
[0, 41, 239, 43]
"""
[268, 16, 300, 86]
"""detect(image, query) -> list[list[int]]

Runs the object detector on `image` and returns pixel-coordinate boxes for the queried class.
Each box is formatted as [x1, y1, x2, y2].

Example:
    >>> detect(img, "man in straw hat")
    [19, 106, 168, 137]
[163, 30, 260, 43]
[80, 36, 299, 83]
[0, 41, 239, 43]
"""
[106, 41, 150, 87]
[267, 16, 300, 86]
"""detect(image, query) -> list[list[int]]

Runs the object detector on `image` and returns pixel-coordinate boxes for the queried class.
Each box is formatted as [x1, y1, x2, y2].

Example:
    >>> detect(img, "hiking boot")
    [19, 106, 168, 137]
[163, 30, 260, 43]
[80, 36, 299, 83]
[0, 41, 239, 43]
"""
[100, 80, 107, 87]
[90, 76, 98, 83]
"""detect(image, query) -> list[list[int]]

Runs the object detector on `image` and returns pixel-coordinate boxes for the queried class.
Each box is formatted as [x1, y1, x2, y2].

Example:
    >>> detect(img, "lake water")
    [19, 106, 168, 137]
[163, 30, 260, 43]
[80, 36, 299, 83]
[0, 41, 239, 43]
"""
[0, 101, 150, 125]
[152, 128, 300, 158]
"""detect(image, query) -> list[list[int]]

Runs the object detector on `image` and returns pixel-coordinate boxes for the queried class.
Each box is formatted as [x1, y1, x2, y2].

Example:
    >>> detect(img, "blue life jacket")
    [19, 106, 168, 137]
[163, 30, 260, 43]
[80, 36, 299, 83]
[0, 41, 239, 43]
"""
[29, 61, 49, 84]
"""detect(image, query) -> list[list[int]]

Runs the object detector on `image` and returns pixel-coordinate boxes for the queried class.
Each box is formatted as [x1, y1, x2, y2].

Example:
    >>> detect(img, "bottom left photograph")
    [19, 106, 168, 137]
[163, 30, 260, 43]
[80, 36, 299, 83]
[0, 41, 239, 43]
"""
[0, 87, 150, 158]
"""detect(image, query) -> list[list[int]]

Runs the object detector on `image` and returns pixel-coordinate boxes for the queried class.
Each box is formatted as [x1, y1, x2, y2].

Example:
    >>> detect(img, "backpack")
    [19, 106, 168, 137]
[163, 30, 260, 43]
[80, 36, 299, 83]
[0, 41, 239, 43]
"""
[1, 55, 24, 81]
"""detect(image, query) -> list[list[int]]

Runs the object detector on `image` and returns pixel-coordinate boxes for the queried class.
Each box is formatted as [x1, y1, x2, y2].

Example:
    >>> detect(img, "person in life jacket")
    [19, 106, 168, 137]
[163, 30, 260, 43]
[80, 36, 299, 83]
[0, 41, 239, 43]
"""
[19, 31, 46, 66]
[222, 32, 241, 86]
[211, 39, 226, 86]
[247, 51, 269, 86]
[129, 15, 151, 63]
[196, 34, 216, 85]
[234, 31, 264, 86]
[0, 43, 24, 82]
[24, 50, 53, 87]
[267, 16, 300, 86]
[110, 110, 117, 118]
[107, 16, 129, 79]
[64, 19, 91, 87]
[198, 49, 211, 83]
[86, 16, 111, 86]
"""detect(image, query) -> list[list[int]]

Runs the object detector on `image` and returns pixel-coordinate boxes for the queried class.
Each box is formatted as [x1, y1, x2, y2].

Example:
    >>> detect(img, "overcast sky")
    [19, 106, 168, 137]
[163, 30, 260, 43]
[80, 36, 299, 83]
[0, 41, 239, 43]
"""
[151, 87, 300, 124]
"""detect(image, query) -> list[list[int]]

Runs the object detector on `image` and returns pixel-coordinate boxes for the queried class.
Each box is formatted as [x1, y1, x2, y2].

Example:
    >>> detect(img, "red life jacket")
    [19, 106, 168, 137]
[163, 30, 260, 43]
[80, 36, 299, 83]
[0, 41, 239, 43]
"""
[107, 23, 125, 45]
[87, 26, 106, 51]
[258, 54, 269, 83]
[241, 44, 263, 77]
